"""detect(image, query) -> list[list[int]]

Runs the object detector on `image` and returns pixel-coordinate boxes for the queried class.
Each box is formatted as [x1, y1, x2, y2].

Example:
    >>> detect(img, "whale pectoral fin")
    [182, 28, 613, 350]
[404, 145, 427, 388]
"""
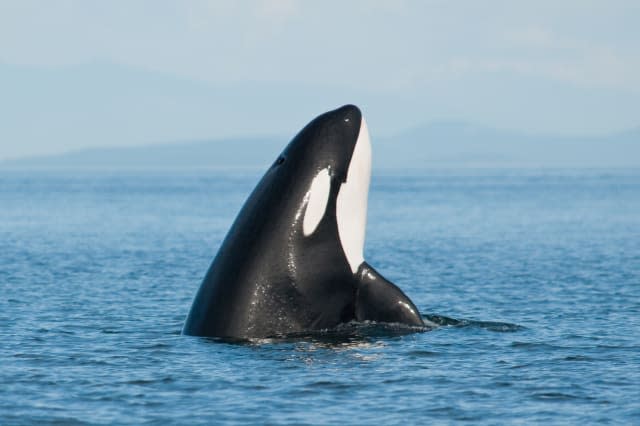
[354, 262, 425, 327]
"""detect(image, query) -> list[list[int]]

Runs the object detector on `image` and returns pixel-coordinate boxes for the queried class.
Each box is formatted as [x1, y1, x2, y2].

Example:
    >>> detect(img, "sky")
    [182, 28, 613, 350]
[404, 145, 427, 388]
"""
[1, 0, 639, 160]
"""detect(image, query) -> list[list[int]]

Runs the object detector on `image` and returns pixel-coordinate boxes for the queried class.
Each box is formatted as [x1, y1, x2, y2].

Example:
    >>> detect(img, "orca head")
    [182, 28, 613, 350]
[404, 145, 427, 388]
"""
[268, 104, 371, 274]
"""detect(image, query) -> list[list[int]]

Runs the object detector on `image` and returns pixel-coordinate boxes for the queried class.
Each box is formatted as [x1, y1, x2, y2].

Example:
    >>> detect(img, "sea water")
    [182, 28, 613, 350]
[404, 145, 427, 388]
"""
[1, 169, 639, 424]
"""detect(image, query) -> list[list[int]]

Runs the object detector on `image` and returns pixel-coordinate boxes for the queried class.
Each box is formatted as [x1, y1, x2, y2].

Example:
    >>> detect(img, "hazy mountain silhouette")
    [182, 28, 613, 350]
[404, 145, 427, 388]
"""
[3, 61, 640, 169]
[375, 122, 640, 168]
[1, 138, 283, 171]
[2, 123, 638, 170]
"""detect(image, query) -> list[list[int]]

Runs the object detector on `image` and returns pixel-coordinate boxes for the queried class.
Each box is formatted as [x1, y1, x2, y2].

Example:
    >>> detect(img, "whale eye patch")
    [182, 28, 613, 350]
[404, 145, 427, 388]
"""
[303, 168, 331, 236]
[275, 156, 286, 166]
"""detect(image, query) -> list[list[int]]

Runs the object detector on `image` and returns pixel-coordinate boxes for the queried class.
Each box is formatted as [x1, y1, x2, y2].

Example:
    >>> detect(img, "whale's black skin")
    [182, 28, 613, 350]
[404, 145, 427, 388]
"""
[183, 105, 424, 338]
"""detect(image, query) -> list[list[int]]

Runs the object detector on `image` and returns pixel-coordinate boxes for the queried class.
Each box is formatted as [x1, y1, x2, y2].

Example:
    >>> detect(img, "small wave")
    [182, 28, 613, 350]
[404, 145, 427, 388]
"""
[532, 392, 594, 401]
[510, 341, 558, 349]
[307, 380, 354, 390]
[562, 355, 594, 362]
[189, 321, 432, 346]
[272, 321, 430, 345]
[407, 349, 440, 358]
[124, 377, 175, 386]
[424, 314, 524, 332]
[186, 314, 522, 345]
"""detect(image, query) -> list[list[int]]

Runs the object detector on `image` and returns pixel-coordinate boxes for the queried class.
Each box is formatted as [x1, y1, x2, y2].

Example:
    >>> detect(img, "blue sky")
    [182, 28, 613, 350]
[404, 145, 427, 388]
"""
[1, 1, 639, 160]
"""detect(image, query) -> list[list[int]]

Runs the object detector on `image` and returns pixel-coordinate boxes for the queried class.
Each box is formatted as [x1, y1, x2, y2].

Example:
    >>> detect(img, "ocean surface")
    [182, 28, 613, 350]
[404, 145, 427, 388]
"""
[1, 169, 639, 425]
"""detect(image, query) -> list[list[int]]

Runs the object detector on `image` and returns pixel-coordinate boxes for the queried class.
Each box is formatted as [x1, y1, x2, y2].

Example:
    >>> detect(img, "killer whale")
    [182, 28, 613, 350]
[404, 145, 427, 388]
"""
[183, 105, 425, 338]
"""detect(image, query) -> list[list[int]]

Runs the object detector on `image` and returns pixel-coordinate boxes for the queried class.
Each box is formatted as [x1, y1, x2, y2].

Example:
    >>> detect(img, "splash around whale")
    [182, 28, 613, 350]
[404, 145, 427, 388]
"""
[182, 105, 429, 339]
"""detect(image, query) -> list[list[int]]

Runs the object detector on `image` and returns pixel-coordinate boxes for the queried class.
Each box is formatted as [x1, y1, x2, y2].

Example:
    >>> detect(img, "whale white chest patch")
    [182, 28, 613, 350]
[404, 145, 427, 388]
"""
[336, 118, 372, 273]
[303, 168, 331, 236]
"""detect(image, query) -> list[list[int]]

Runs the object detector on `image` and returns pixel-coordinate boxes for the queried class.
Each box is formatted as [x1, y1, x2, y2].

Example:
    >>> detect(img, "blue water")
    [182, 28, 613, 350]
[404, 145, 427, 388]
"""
[1, 169, 639, 425]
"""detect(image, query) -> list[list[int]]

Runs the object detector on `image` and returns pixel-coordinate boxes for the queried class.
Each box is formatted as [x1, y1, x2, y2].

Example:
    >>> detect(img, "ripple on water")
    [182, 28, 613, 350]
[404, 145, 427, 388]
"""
[2, 170, 640, 425]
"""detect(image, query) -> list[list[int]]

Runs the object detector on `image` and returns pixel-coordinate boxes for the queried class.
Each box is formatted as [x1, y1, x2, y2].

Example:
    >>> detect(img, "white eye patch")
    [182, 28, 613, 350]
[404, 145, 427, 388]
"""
[302, 168, 331, 236]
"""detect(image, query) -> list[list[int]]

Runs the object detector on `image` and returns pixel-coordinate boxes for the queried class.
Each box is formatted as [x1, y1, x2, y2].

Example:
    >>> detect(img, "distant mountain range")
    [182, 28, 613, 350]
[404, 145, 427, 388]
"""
[2, 122, 638, 170]
[2, 61, 640, 170]
[0, 137, 284, 171]
[375, 122, 640, 168]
